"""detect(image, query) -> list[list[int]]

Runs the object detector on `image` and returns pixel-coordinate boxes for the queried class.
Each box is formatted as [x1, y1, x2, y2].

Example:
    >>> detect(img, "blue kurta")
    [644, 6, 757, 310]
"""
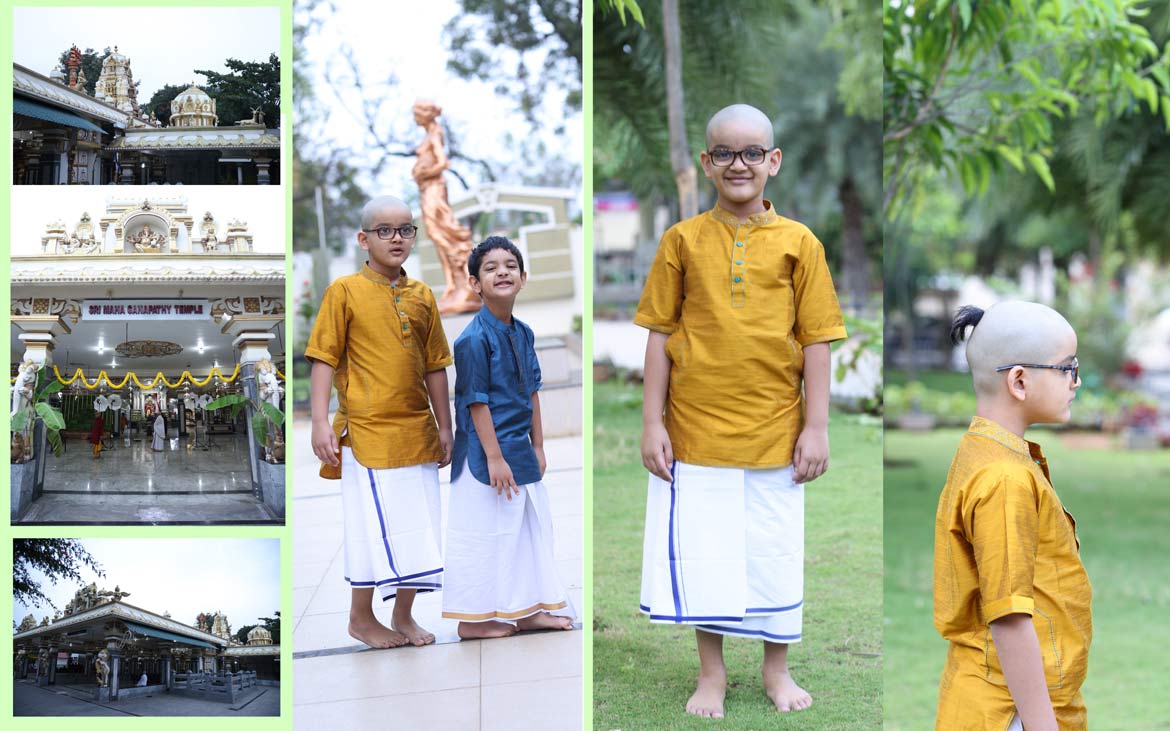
[451, 306, 543, 485]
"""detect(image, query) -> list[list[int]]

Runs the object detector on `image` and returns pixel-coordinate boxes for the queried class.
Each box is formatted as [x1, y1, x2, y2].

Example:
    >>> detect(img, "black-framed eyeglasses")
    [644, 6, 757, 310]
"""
[706, 146, 772, 167]
[362, 224, 418, 240]
[995, 357, 1079, 383]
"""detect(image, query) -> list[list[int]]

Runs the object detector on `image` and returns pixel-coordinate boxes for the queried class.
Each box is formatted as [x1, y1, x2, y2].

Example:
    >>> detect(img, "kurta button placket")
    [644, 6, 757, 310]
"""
[731, 227, 748, 308]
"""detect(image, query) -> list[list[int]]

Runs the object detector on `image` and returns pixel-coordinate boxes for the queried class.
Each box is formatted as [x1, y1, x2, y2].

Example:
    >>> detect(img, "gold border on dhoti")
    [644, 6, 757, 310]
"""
[441, 601, 568, 621]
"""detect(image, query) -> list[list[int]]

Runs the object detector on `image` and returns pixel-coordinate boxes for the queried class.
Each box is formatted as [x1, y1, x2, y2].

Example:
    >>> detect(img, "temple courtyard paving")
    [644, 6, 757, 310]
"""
[13, 679, 280, 716]
[15, 432, 278, 524]
[290, 419, 584, 730]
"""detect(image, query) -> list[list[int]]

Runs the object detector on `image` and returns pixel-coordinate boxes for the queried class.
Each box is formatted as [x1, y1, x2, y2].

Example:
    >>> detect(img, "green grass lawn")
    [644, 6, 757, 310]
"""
[884, 428, 1170, 731]
[885, 369, 972, 393]
[593, 381, 884, 730]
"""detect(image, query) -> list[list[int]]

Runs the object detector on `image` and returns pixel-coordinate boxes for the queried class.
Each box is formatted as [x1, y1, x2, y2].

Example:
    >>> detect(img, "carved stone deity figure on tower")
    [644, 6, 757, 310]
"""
[66, 45, 83, 89]
[411, 99, 480, 314]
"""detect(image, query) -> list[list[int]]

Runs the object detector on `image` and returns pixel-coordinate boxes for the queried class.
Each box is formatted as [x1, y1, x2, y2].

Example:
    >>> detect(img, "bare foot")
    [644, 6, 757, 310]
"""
[390, 615, 436, 647]
[763, 670, 812, 712]
[685, 670, 727, 719]
[458, 620, 518, 639]
[348, 617, 408, 649]
[516, 611, 573, 632]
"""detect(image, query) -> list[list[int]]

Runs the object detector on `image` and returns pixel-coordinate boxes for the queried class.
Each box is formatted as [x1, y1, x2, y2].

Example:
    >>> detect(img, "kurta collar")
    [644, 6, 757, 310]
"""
[967, 416, 1046, 465]
[709, 199, 778, 227]
[360, 263, 409, 286]
[475, 304, 515, 332]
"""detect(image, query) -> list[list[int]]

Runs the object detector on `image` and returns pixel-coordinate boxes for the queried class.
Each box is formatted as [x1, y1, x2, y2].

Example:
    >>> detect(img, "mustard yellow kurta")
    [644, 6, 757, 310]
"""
[634, 202, 847, 468]
[934, 416, 1093, 730]
[304, 265, 453, 479]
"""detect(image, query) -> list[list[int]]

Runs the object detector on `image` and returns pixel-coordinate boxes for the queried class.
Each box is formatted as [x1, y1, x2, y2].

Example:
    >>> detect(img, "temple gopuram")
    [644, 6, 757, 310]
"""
[13, 583, 279, 706]
[14, 45, 279, 185]
[10, 195, 286, 525]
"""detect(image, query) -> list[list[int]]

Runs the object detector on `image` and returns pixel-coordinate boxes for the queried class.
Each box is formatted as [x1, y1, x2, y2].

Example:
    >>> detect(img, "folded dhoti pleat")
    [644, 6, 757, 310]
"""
[340, 446, 444, 601]
[442, 461, 574, 623]
[640, 461, 804, 642]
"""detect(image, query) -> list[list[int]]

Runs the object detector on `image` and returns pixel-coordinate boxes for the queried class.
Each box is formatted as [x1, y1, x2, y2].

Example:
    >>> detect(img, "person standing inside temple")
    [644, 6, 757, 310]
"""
[152, 412, 166, 452]
[88, 413, 105, 459]
[306, 195, 453, 649]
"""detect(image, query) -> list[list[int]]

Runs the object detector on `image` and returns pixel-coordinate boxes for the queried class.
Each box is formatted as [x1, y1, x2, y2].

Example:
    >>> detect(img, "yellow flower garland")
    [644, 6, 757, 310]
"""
[11, 365, 286, 387]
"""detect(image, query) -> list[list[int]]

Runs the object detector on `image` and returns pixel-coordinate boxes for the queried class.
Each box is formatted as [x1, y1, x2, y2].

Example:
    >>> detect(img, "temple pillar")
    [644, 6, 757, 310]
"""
[109, 651, 121, 700]
[254, 157, 272, 185]
[226, 316, 281, 490]
[46, 646, 57, 685]
[162, 652, 172, 690]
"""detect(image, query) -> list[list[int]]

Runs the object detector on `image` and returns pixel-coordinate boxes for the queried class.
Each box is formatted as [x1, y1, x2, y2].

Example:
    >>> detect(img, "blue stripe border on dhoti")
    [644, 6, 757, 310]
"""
[368, 467, 399, 577]
[697, 624, 802, 642]
[345, 568, 443, 587]
[667, 461, 682, 618]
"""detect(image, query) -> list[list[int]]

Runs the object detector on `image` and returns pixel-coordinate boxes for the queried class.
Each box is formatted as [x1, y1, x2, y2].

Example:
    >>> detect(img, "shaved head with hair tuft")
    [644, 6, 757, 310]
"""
[960, 301, 1077, 396]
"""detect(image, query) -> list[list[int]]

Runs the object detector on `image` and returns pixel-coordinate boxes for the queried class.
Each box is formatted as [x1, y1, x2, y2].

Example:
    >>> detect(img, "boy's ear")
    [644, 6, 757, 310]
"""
[699, 151, 715, 179]
[357, 230, 371, 251]
[1005, 366, 1028, 403]
[468, 274, 483, 294]
[768, 148, 783, 175]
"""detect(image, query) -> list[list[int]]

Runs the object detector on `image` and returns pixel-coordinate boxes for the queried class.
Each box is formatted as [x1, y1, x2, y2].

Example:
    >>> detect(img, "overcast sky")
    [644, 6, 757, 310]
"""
[14, 6, 279, 102]
[298, 0, 582, 201]
[14, 538, 281, 631]
[10, 187, 285, 255]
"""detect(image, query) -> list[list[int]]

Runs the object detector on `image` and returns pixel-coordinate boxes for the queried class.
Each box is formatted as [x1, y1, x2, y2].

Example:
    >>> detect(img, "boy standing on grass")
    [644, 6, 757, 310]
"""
[936, 301, 1092, 731]
[636, 103, 847, 718]
[442, 236, 575, 638]
[306, 195, 453, 650]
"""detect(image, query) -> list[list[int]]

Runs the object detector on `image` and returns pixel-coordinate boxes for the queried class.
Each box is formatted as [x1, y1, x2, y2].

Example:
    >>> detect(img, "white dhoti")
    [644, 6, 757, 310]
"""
[341, 447, 444, 601]
[640, 461, 804, 643]
[442, 461, 574, 623]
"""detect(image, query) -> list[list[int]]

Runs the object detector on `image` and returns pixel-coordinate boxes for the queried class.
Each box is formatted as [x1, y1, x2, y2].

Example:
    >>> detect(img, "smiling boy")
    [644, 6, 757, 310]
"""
[936, 301, 1092, 731]
[442, 236, 575, 639]
[635, 104, 847, 718]
[306, 195, 453, 650]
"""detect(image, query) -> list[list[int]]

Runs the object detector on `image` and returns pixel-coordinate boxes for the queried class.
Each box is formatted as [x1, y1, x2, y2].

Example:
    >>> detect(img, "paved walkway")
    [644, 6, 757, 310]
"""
[291, 420, 583, 730]
[13, 679, 280, 716]
[17, 432, 276, 524]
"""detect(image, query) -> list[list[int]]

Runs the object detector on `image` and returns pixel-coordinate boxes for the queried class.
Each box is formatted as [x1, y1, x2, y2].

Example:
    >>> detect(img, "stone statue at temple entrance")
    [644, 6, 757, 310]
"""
[95, 649, 110, 687]
[411, 100, 480, 315]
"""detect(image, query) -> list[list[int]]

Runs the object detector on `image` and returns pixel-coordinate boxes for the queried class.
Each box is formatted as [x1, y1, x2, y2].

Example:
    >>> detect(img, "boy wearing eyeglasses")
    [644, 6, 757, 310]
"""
[935, 301, 1091, 731]
[306, 195, 454, 650]
[636, 104, 847, 718]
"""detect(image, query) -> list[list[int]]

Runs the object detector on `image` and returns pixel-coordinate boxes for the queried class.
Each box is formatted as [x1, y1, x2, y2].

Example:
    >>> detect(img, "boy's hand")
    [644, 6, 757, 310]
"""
[311, 420, 340, 467]
[641, 421, 674, 482]
[437, 427, 453, 468]
[792, 425, 829, 484]
[487, 455, 519, 499]
[535, 444, 547, 477]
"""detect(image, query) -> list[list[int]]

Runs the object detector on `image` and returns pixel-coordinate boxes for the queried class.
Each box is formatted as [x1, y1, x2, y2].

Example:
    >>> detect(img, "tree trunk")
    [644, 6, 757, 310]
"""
[662, 0, 696, 220]
[838, 175, 867, 315]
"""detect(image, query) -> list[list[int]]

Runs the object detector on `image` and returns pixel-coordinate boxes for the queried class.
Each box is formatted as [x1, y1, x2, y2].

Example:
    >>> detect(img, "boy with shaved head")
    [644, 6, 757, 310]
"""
[935, 301, 1091, 731]
[307, 195, 454, 650]
[636, 103, 847, 718]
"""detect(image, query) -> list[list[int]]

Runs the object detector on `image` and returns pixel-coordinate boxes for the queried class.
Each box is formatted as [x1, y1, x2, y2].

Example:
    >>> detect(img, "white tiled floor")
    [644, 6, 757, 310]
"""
[291, 420, 583, 730]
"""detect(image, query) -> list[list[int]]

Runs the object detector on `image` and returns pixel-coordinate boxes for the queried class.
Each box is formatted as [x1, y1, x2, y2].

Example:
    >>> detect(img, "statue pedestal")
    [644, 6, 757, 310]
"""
[96, 686, 110, 702]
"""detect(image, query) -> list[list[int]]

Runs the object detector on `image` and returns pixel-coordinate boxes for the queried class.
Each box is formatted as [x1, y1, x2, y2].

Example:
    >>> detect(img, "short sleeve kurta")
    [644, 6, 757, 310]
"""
[304, 264, 453, 479]
[634, 202, 847, 468]
[933, 416, 1093, 730]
